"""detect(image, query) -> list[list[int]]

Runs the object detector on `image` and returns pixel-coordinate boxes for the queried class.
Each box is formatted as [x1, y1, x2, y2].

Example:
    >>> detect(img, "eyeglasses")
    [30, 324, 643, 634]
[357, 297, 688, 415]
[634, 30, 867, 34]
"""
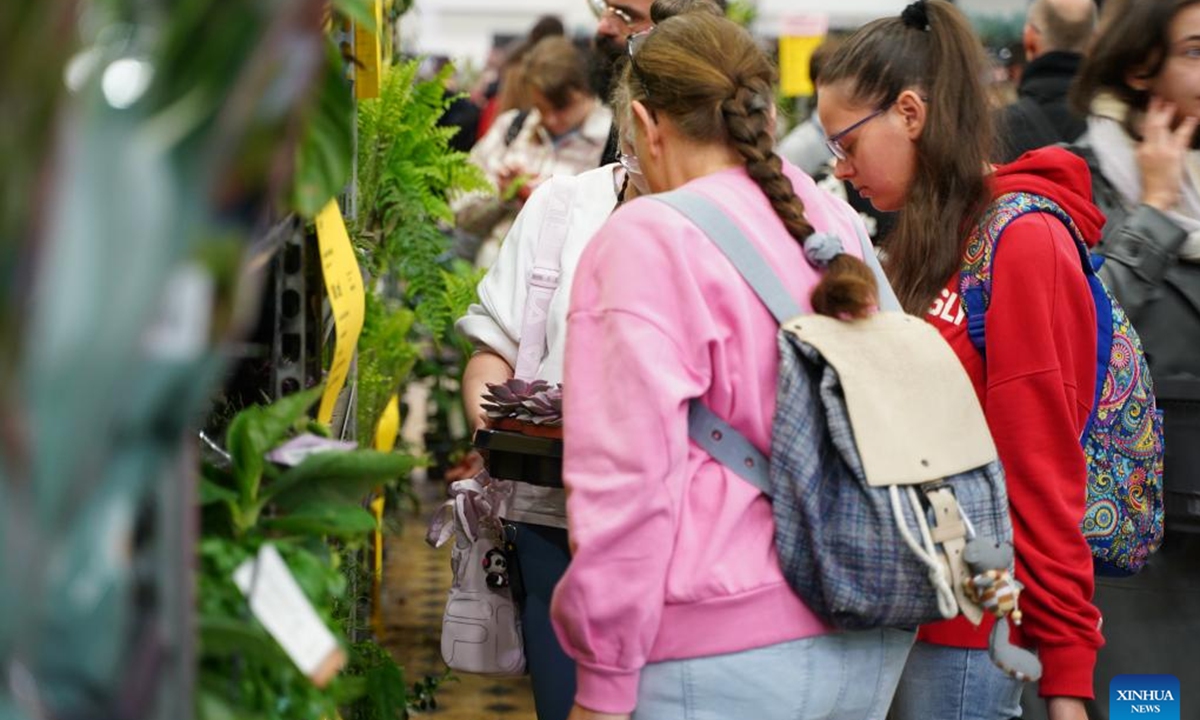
[618, 151, 642, 176]
[588, 0, 636, 28]
[824, 102, 894, 161]
[627, 27, 654, 98]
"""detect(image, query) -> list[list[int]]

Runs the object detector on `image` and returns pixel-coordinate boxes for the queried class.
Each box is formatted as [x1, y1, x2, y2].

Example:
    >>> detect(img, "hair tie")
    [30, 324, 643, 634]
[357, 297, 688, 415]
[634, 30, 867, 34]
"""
[803, 232, 845, 269]
[747, 92, 770, 113]
[901, 0, 931, 31]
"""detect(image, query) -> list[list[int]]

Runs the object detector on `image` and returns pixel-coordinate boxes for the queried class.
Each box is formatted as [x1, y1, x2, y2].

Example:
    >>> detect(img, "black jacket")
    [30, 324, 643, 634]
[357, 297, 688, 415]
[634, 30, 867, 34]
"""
[996, 52, 1087, 163]
[1071, 137, 1200, 523]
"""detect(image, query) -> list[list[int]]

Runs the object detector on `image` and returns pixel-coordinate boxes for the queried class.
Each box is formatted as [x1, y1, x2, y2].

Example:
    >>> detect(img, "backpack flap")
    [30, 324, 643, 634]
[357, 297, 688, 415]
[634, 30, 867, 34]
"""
[782, 311, 998, 487]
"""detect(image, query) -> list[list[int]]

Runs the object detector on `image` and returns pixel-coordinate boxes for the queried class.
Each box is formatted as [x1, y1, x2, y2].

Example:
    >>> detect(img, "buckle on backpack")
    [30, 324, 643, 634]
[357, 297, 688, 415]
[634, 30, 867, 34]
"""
[529, 267, 561, 289]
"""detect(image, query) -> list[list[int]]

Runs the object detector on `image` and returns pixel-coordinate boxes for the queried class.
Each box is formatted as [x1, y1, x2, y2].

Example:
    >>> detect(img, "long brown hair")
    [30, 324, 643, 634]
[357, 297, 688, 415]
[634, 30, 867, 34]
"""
[625, 11, 877, 318]
[820, 0, 993, 314]
[1072, 0, 1200, 137]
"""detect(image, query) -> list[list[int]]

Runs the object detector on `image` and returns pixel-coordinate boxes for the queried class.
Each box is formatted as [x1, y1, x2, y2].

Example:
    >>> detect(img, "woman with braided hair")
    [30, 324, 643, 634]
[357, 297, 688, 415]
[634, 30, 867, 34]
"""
[549, 9, 911, 720]
[817, 2, 1106, 719]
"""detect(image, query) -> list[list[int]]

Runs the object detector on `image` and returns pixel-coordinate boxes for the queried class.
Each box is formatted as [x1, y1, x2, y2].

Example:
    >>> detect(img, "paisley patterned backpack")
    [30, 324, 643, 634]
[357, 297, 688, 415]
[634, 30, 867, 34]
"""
[960, 192, 1166, 576]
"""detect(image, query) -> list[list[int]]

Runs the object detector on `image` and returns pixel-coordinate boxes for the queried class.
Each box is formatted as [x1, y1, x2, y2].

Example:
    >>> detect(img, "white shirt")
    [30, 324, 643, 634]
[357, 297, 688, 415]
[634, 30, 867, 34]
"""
[456, 163, 622, 526]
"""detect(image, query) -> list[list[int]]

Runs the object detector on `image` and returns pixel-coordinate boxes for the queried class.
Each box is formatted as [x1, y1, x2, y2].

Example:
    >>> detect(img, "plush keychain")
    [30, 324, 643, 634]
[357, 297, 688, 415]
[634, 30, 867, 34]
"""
[962, 539, 1044, 682]
[482, 547, 511, 589]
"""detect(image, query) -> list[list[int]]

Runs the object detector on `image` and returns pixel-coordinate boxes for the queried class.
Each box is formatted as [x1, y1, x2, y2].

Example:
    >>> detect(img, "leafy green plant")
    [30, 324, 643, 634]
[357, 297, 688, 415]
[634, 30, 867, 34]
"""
[352, 59, 487, 454]
[355, 293, 419, 444]
[198, 385, 423, 720]
[726, 0, 758, 27]
[354, 60, 488, 337]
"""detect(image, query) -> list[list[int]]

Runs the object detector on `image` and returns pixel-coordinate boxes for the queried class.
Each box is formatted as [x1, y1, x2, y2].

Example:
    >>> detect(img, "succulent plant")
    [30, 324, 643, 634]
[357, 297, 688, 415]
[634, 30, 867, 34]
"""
[482, 378, 563, 427]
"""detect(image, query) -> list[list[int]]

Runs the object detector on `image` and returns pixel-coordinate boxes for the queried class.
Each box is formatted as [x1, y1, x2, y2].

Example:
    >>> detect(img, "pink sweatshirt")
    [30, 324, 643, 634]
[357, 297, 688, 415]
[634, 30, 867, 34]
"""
[550, 164, 870, 713]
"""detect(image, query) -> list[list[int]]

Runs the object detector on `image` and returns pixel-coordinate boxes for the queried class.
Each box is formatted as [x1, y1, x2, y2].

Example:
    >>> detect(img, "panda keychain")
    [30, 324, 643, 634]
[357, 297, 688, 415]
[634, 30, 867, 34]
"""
[483, 547, 511, 589]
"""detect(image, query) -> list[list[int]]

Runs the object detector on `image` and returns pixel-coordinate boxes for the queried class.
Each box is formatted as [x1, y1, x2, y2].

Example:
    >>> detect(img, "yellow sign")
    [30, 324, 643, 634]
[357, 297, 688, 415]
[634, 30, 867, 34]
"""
[779, 35, 825, 98]
[369, 393, 399, 634]
[373, 394, 400, 452]
[315, 200, 365, 425]
[354, 0, 383, 99]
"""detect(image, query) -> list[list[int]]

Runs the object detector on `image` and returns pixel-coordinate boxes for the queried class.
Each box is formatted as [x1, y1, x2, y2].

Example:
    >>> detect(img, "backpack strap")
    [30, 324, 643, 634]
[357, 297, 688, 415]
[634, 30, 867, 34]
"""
[504, 109, 531, 147]
[513, 178, 577, 380]
[649, 189, 894, 495]
[960, 191, 1087, 351]
[652, 191, 801, 323]
[958, 191, 1113, 426]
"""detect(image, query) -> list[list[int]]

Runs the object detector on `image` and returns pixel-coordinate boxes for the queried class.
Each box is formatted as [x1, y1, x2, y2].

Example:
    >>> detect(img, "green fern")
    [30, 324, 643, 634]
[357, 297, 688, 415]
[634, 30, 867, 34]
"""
[352, 59, 489, 445]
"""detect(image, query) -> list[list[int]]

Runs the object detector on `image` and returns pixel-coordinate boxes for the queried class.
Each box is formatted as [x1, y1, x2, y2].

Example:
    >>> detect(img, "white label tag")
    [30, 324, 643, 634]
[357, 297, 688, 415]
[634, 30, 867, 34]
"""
[233, 544, 346, 687]
[266, 433, 358, 467]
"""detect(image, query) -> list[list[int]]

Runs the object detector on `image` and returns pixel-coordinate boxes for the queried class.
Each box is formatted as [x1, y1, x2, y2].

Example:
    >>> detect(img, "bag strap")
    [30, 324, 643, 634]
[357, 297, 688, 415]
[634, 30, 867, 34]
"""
[513, 179, 577, 380]
[961, 191, 1097, 352]
[652, 191, 801, 323]
[958, 191, 1113, 430]
[649, 189, 895, 495]
[504, 109, 531, 148]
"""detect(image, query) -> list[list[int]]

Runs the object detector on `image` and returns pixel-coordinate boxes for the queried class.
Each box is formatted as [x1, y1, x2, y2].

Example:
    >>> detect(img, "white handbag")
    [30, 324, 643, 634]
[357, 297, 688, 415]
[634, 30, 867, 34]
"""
[426, 474, 525, 676]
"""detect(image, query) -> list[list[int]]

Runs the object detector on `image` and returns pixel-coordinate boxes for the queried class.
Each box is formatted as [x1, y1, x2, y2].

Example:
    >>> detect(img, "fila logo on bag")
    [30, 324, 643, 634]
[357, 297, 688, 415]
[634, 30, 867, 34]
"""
[959, 192, 1165, 576]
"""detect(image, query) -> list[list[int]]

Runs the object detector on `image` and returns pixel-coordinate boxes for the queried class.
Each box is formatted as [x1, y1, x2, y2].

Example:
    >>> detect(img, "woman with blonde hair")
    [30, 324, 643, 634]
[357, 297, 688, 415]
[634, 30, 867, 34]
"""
[549, 10, 912, 720]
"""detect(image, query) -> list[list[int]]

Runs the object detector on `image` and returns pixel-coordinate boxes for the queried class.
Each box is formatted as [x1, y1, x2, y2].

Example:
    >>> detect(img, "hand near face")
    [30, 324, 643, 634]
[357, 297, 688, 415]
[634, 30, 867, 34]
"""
[1136, 96, 1200, 211]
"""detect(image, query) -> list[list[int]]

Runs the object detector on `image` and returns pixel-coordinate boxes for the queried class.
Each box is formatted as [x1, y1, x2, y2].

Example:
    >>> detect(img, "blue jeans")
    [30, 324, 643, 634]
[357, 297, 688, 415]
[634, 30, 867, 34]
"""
[510, 521, 574, 720]
[634, 628, 914, 720]
[890, 641, 1024, 720]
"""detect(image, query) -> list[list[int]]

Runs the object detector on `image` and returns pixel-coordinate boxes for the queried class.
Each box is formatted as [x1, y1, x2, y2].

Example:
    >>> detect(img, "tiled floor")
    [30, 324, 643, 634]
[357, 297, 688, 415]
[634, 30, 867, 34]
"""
[378, 478, 537, 719]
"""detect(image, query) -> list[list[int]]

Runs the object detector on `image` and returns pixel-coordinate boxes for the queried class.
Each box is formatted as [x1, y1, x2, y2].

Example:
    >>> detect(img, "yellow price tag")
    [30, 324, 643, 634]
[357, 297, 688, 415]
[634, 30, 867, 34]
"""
[315, 201, 365, 425]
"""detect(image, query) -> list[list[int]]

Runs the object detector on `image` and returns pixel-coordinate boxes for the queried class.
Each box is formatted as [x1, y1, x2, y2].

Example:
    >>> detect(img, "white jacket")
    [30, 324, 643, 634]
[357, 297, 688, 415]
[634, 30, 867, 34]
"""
[455, 163, 622, 526]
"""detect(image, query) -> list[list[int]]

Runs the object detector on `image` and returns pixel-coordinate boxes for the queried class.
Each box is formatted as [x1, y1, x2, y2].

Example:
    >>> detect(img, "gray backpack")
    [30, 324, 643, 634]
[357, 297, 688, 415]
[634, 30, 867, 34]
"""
[651, 191, 1016, 632]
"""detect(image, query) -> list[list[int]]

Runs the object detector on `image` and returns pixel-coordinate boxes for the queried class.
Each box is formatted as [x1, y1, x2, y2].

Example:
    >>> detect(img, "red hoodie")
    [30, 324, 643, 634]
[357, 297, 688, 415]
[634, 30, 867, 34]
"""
[919, 147, 1106, 699]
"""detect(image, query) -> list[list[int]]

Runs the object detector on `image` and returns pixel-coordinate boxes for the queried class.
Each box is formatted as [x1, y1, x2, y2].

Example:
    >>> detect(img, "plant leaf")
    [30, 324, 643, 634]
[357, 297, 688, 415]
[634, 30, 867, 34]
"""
[225, 384, 323, 503]
[265, 449, 421, 509]
[200, 478, 239, 506]
[365, 652, 408, 719]
[198, 614, 288, 666]
[196, 689, 242, 720]
[332, 0, 377, 30]
[261, 503, 378, 537]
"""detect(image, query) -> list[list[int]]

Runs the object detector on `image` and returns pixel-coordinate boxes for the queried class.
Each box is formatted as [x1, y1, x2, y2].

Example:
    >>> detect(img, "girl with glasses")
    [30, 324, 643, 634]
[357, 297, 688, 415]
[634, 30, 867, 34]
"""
[551, 9, 912, 720]
[817, 2, 1107, 719]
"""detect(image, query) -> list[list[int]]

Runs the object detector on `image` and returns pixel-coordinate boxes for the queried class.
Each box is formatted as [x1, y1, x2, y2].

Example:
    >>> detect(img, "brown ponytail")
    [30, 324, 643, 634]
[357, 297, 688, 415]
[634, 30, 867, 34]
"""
[627, 12, 878, 319]
[820, 0, 993, 315]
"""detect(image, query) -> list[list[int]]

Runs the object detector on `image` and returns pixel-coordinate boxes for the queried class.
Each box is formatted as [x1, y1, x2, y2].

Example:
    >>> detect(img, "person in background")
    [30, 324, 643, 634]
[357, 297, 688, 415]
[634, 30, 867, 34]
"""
[496, 16, 567, 119]
[473, 44, 508, 141]
[454, 6, 728, 715]
[456, 153, 639, 720]
[779, 33, 897, 243]
[552, 10, 912, 720]
[995, 0, 1096, 162]
[588, 0, 726, 165]
[818, 2, 1104, 718]
[455, 36, 612, 267]
[1063, 1, 1200, 717]
[428, 56, 481, 154]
